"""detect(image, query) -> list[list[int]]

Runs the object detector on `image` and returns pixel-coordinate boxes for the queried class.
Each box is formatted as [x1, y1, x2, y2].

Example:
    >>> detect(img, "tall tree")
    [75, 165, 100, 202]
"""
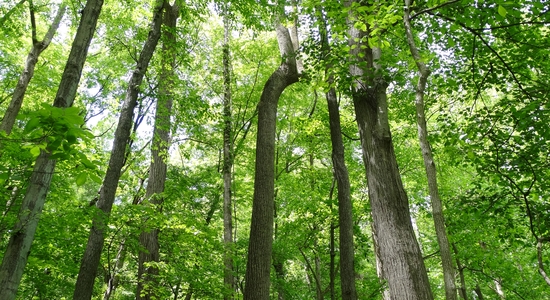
[221, 3, 235, 299]
[317, 7, 358, 299]
[73, 1, 166, 298]
[136, 1, 179, 299]
[0, 1, 104, 299]
[0, 1, 66, 134]
[403, 0, 457, 299]
[243, 22, 300, 300]
[346, 0, 434, 298]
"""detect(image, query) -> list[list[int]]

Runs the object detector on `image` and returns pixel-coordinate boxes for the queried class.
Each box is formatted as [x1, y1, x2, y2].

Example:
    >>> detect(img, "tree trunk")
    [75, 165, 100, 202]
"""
[136, 2, 178, 299]
[73, 2, 164, 299]
[403, 3, 457, 299]
[222, 5, 235, 299]
[243, 23, 299, 300]
[347, 2, 434, 299]
[452, 244, 468, 300]
[317, 8, 358, 299]
[103, 240, 126, 300]
[0, 2, 66, 134]
[0, 1, 103, 299]
[474, 284, 484, 300]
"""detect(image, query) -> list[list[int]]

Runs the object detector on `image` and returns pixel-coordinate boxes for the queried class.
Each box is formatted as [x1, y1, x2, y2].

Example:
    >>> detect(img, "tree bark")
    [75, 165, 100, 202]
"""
[136, 2, 178, 299]
[0, 1, 66, 134]
[222, 5, 235, 299]
[347, 1, 434, 299]
[243, 23, 299, 300]
[72, 2, 165, 299]
[403, 2, 457, 300]
[316, 7, 358, 299]
[0, 1, 103, 299]
[103, 240, 126, 300]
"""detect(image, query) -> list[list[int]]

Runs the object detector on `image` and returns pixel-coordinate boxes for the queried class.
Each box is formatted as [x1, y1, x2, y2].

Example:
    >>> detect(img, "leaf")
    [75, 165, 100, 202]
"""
[24, 118, 41, 134]
[498, 5, 507, 17]
[75, 172, 87, 186]
[89, 173, 103, 184]
[30, 146, 41, 157]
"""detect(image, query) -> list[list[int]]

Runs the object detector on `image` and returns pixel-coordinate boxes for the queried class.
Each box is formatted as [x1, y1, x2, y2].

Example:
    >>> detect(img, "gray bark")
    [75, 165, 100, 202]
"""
[0, 2, 67, 134]
[103, 240, 126, 300]
[136, 2, 178, 299]
[243, 23, 299, 300]
[403, 3, 457, 299]
[347, 1, 434, 299]
[0, 1, 103, 299]
[72, 2, 165, 299]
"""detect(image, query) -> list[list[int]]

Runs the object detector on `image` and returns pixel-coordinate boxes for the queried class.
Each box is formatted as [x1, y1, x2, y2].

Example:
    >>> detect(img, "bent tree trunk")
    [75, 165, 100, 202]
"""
[0, 1, 103, 299]
[347, 1, 434, 299]
[0, 2, 67, 135]
[243, 23, 299, 300]
[73, 1, 165, 299]
[136, 2, 179, 299]
[403, 2, 457, 299]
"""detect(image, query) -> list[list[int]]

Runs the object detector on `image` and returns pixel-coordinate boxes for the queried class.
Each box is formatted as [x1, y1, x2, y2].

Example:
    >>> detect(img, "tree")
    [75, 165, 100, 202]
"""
[73, 1, 165, 298]
[403, 1, 456, 299]
[0, 1, 104, 298]
[345, 0, 434, 298]
[243, 22, 300, 299]
[136, 2, 179, 298]
[0, 1, 66, 135]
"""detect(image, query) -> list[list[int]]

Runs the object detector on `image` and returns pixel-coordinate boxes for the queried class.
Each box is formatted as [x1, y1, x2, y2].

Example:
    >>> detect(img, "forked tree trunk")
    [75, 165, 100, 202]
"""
[0, 2, 66, 134]
[0, 1, 103, 299]
[403, 3, 457, 299]
[136, 2, 179, 299]
[222, 5, 235, 299]
[73, 2, 165, 299]
[347, 1, 434, 299]
[243, 23, 299, 300]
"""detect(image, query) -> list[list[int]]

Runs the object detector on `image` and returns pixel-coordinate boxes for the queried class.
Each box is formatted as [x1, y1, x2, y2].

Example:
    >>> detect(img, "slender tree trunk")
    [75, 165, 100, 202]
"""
[136, 3, 179, 299]
[403, 3, 457, 299]
[347, 2, 434, 299]
[0, 1, 103, 299]
[474, 284, 484, 300]
[243, 23, 299, 300]
[452, 244, 468, 300]
[73, 2, 165, 299]
[0, 2, 66, 134]
[222, 5, 235, 299]
[328, 179, 336, 300]
[317, 8, 358, 299]
[103, 240, 126, 300]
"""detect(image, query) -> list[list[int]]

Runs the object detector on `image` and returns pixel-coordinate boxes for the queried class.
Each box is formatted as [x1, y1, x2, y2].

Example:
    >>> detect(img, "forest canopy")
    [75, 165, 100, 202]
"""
[0, 0, 549, 299]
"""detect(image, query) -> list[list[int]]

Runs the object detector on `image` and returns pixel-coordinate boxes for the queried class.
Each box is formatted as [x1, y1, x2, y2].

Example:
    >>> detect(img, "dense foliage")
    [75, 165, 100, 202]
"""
[0, 0, 549, 299]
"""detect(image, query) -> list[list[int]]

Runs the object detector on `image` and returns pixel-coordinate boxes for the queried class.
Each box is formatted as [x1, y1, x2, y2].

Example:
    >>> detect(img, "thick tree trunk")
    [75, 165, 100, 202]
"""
[243, 23, 299, 300]
[0, 2, 66, 134]
[73, 2, 164, 299]
[347, 2, 434, 299]
[0, 1, 103, 299]
[222, 6, 235, 299]
[136, 3, 178, 299]
[403, 3, 457, 299]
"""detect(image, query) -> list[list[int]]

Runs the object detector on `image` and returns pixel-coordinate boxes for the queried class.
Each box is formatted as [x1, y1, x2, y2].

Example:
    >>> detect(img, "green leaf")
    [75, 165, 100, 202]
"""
[30, 146, 41, 157]
[75, 172, 87, 186]
[89, 173, 103, 184]
[24, 118, 41, 134]
[498, 5, 507, 17]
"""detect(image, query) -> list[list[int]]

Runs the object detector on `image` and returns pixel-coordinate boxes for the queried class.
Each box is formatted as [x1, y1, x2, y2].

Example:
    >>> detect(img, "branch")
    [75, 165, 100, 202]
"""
[410, 0, 460, 20]
[430, 12, 534, 102]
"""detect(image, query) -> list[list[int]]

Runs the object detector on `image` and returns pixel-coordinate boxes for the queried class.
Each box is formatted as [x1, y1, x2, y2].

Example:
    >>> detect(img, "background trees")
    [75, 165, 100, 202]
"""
[0, 0, 549, 299]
